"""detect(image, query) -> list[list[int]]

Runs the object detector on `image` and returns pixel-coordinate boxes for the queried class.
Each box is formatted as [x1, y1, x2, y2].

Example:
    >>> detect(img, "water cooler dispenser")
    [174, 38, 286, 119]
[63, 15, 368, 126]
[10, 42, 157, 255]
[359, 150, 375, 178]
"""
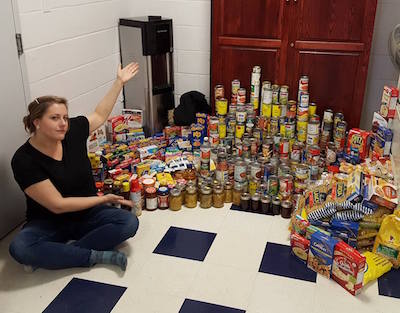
[119, 16, 174, 136]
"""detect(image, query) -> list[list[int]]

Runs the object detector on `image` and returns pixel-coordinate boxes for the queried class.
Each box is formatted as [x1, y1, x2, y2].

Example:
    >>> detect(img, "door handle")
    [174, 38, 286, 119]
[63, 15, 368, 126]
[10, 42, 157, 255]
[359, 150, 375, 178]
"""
[290, 42, 294, 48]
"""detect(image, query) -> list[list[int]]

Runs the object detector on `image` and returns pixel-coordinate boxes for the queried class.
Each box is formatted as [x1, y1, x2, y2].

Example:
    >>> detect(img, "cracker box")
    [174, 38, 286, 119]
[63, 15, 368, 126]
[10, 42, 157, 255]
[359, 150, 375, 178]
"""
[290, 232, 310, 263]
[346, 129, 371, 161]
[106, 115, 127, 142]
[368, 176, 398, 210]
[308, 232, 338, 278]
[332, 241, 366, 296]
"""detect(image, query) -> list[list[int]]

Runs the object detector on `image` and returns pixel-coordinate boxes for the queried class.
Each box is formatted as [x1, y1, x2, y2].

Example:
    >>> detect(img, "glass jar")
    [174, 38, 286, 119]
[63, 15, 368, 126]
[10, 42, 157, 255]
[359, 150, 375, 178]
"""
[213, 185, 225, 208]
[281, 200, 292, 219]
[261, 195, 272, 215]
[185, 185, 198, 208]
[232, 182, 243, 206]
[103, 178, 113, 195]
[158, 186, 169, 210]
[272, 197, 281, 216]
[240, 192, 251, 211]
[224, 181, 233, 203]
[251, 192, 260, 212]
[169, 188, 182, 211]
[145, 187, 158, 211]
[184, 168, 197, 185]
[200, 185, 213, 209]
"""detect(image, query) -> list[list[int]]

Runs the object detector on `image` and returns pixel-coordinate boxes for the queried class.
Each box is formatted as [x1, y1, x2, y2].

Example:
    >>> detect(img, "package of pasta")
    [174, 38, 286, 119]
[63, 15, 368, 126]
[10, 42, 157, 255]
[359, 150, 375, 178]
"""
[327, 173, 348, 203]
[363, 251, 393, 285]
[373, 212, 400, 268]
[305, 183, 328, 214]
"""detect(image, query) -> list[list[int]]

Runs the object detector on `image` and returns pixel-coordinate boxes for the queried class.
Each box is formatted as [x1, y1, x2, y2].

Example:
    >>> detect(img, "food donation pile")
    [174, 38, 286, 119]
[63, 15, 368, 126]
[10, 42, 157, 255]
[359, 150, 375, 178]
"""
[87, 66, 400, 296]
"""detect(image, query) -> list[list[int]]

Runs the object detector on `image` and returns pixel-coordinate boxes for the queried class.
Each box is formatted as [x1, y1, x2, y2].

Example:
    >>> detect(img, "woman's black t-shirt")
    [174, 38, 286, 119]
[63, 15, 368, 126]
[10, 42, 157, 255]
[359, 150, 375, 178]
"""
[11, 116, 97, 221]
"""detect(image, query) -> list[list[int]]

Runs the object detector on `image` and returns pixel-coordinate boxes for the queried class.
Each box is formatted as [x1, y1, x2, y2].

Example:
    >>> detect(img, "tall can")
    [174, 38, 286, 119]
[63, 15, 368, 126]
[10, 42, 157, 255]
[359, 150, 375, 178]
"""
[218, 116, 227, 139]
[261, 86, 273, 117]
[333, 112, 344, 131]
[279, 85, 289, 105]
[306, 120, 320, 146]
[260, 81, 271, 105]
[272, 85, 280, 104]
[299, 91, 309, 108]
[287, 100, 297, 119]
[334, 121, 347, 152]
[215, 85, 224, 100]
[298, 75, 309, 92]
[250, 65, 261, 111]
[234, 158, 247, 183]
[296, 120, 308, 143]
[270, 117, 280, 135]
[216, 98, 228, 116]
[231, 79, 240, 104]
[309, 102, 317, 116]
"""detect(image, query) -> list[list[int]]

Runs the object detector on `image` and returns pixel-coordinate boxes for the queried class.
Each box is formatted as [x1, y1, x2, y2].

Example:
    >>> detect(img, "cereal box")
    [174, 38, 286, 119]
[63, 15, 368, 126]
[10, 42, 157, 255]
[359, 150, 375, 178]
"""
[332, 241, 366, 296]
[308, 232, 338, 278]
[290, 232, 310, 263]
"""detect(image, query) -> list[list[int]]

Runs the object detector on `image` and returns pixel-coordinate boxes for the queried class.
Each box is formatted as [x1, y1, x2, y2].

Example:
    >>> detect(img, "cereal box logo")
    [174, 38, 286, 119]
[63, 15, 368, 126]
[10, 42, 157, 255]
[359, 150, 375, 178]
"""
[192, 131, 202, 138]
[313, 241, 329, 253]
[336, 256, 352, 273]
[350, 134, 363, 149]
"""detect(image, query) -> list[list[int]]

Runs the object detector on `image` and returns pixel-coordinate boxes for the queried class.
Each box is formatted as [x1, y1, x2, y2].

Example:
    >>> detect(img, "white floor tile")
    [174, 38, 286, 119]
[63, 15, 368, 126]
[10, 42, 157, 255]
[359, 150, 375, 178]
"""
[188, 263, 257, 310]
[128, 253, 202, 298]
[247, 273, 317, 313]
[204, 229, 267, 272]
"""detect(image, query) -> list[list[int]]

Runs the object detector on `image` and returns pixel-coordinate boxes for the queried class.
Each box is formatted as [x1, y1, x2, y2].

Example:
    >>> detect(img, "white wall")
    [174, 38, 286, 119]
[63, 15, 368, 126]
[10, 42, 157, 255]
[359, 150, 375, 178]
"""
[17, 0, 126, 118]
[122, 0, 211, 106]
[360, 0, 400, 130]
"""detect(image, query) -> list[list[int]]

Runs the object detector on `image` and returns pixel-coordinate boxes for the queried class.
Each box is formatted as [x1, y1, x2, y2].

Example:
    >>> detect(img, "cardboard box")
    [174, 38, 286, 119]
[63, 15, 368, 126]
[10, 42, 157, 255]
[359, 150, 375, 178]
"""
[308, 232, 338, 278]
[290, 232, 310, 263]
[122, 109, 143, 128]
[380, 86, 399, 119]
[332, 241, 366, 296]
[368, 176, 398, 210]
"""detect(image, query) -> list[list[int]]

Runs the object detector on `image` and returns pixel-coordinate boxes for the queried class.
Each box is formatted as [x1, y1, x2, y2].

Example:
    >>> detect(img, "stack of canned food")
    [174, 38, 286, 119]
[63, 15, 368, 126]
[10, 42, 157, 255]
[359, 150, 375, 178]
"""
[204, 67, 348, 218]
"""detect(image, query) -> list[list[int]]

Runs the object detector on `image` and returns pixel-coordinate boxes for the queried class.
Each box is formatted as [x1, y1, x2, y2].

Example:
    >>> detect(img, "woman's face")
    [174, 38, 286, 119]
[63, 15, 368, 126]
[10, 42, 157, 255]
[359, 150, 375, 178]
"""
[34, 103, 69, 141]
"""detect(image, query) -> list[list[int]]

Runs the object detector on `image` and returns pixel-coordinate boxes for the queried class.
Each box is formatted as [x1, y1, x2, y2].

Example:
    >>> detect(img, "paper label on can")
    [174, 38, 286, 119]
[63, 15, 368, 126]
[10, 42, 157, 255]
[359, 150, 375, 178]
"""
[234, 165, 247, 182]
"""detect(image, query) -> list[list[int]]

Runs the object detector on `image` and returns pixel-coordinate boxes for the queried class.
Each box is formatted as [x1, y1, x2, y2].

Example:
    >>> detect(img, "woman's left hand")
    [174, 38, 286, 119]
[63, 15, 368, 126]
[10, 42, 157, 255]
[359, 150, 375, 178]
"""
[117, 62, 139, 84]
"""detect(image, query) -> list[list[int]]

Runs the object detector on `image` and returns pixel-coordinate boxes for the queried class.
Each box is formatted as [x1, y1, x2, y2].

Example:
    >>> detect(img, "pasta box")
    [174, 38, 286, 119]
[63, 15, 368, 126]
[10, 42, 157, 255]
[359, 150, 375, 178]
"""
[332, 241, 366, 296]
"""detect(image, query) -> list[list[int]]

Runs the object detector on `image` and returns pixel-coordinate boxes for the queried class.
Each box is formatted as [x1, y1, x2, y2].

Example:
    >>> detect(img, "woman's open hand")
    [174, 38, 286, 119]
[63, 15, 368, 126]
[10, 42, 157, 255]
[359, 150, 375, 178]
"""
[117, 62, 139, 84]
[102, 194, 124, 204]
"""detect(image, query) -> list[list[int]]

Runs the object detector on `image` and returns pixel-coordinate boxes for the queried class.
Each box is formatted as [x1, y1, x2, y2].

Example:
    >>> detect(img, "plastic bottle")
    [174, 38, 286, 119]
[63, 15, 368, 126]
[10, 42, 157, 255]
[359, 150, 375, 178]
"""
[121, 181, 131, 211]
[130, 179, 142, 216]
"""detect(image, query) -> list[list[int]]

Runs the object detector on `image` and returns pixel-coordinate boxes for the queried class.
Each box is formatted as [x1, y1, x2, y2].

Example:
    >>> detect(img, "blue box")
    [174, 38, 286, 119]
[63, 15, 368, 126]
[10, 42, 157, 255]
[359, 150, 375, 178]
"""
[307, 232, 338, 278]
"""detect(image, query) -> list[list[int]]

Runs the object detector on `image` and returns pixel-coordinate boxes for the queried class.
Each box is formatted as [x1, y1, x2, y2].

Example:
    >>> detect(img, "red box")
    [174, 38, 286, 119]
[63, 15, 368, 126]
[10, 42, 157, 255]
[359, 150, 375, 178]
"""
[290, 232, 310, 263]
[346, 128, 371, 160]
[332, 241, 366, 296]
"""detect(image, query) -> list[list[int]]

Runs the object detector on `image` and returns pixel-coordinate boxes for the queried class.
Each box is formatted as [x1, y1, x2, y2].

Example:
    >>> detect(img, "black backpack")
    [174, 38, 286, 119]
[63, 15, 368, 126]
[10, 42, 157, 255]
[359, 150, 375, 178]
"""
[173, 91, 211, 126]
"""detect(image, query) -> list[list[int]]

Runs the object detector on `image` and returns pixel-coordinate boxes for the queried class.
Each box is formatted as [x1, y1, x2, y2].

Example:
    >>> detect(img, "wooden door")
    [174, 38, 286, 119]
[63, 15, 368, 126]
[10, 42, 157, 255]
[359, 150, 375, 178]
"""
[287, 0, 377, 128]
[211, 0, 289, 107]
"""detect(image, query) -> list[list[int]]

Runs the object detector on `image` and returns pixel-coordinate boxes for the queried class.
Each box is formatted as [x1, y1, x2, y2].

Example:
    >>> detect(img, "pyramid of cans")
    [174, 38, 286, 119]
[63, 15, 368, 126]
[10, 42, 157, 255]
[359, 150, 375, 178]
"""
[198, 66, 348, 218]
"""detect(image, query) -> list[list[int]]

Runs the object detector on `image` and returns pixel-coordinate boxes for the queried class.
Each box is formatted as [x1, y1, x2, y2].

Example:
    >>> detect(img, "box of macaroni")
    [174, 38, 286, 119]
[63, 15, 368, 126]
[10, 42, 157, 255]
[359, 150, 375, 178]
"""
[332, 241, 366, 296]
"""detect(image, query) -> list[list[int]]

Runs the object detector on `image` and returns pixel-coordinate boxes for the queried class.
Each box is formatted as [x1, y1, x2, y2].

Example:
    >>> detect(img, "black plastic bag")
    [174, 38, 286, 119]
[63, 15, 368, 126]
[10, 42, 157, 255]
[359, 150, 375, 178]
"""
[173, 91, 211, 126]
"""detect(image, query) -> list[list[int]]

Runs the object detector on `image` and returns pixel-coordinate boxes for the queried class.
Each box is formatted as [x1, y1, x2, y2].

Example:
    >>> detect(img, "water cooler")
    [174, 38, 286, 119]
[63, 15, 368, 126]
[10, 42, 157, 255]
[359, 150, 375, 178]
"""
[119, 16, 174, 136]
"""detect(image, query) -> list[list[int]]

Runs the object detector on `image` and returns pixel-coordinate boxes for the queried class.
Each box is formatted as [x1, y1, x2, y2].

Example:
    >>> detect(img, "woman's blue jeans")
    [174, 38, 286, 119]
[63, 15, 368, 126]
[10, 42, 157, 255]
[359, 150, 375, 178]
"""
[8, 205, 139, 270]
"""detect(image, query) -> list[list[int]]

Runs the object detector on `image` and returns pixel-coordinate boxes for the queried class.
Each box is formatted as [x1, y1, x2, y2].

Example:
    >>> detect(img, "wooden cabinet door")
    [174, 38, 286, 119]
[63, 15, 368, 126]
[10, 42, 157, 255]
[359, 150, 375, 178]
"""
[211, 0, 289, 106]
[287, 0, 377, 128]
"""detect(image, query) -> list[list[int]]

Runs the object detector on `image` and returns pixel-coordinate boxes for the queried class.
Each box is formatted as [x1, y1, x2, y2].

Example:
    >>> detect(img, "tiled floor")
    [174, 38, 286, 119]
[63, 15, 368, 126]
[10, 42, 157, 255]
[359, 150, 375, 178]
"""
[0, 204, 399, 313]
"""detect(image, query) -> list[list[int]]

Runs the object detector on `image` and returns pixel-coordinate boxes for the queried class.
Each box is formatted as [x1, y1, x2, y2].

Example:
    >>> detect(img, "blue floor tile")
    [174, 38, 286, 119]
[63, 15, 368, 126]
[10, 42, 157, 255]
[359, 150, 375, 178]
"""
[43, 278, 126, 313]
[259, 242, 317, 283]
[378, 268, 400, 299]
[179, 299, 245, 313]
[153, 226, 216, 261]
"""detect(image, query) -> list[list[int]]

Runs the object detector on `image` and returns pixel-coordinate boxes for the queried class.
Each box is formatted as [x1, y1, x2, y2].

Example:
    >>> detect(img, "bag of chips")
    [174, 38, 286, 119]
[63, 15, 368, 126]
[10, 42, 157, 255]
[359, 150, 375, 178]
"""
[363, 252, 392, 285]
[372, 212, 400, 268]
